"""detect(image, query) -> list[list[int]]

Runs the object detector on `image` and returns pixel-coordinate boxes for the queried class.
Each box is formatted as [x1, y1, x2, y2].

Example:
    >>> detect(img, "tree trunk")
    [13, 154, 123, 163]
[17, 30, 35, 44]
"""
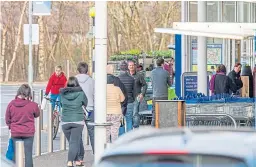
[4, 1, 27, 82]
[38, 16, 45, 81]
[0, 28, 7, 82]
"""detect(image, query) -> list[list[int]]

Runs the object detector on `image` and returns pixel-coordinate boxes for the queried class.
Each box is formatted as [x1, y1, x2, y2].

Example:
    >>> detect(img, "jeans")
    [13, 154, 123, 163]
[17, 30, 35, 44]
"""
[50, 94, 60, 112]
[133, 100, 140, 128]
[151, 97, 168, 127]
[62, 123, 84, 162]
[12, 136, 34, 167]
[125, 103, 134, 132]
[86, 110, 95, 154]
[77, 110, 95, 160]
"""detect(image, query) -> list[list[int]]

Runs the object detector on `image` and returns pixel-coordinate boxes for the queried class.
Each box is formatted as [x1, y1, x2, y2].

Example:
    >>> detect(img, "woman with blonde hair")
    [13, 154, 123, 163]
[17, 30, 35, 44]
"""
[106, 64, 125, 143]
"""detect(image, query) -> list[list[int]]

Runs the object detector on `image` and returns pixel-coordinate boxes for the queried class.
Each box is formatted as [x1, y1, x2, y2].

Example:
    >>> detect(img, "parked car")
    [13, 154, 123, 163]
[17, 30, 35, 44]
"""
[94, 127, 256, 167]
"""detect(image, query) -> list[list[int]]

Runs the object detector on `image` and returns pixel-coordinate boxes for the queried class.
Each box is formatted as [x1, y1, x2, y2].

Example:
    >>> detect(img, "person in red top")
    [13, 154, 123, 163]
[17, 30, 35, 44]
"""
[45, 65, 67, 111]
[5, 84, 40, 167]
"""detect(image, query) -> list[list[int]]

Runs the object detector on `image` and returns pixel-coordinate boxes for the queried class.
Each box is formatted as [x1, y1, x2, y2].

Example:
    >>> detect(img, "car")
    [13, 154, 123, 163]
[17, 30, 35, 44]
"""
[94, 127, 256, 167]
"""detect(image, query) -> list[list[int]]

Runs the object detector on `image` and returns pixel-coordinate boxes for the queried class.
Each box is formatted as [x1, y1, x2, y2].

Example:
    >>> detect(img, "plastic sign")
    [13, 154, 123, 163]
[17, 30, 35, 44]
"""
[33, 1, 51, 16]
[23, 24, 39, 45]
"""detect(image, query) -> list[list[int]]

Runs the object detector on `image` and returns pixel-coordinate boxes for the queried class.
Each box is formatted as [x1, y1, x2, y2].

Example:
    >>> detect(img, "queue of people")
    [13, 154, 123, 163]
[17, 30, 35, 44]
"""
[210, 63, 243, 95]
[6, 57, 245, 167]
[5, 60, 148, 167]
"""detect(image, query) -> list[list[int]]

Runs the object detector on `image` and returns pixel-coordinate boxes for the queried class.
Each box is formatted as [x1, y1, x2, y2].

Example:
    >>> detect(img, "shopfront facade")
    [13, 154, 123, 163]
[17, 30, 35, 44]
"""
[183, 1, 256, 73]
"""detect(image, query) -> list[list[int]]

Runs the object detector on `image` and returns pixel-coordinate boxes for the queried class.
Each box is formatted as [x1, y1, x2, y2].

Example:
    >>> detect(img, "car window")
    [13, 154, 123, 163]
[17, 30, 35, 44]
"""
[98, 154, 247, 167]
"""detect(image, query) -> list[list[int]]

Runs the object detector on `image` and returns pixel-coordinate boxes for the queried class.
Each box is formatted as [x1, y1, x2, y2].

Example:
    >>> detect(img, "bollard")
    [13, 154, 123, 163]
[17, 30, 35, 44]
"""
[15, 141, 24, 167]
[60, 109, 66, 150]
[83, 126, 89, 146]
[32, 90, 35, 102]
[35, 115, 41, 156]
[48, 103, 53, 153]
[39, 89, 44, 130]
[60, 131, 66, 150]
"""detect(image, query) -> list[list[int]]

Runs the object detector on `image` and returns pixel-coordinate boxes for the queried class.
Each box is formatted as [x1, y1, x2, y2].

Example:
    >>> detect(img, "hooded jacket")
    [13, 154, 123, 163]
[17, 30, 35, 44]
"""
[45, 72, 67, 95]
[76, 74, 94, 110]
[5, 97, 40, 137]
[60, 87, 87, 122]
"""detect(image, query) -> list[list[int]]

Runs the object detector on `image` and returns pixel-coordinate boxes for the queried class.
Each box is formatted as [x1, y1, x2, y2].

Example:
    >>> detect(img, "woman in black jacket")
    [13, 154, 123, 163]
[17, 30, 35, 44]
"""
[228, 63, 243, 95]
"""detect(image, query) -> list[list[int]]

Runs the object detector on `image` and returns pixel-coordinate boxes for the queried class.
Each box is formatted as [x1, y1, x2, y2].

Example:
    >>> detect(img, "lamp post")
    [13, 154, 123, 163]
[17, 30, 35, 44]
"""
[94, 2, 108, 163]
[28, 1, 33, 88]
[89, 7, 95, 78]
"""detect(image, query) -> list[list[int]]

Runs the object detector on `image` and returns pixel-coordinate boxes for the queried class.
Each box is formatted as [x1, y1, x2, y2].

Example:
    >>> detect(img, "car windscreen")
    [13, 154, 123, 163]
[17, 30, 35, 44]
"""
[98, 154, 247, 167]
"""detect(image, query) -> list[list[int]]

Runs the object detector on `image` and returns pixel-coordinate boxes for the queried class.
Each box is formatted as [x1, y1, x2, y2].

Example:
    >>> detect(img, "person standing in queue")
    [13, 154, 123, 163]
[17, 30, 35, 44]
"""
[228, 63, 243, 95]
[128, 60, 147, 129]
[5, 84, 40, 167]
[76, 62, 95, 156]
[151, 58, 172, 127]
[118, 61, 135, 132]
[60, 77, 87, 167]
[106, 66, 125, 142]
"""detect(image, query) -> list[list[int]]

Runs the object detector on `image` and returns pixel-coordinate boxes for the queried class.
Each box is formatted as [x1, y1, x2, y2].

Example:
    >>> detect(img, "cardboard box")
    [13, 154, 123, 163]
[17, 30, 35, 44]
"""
[241, 76, 249, 97]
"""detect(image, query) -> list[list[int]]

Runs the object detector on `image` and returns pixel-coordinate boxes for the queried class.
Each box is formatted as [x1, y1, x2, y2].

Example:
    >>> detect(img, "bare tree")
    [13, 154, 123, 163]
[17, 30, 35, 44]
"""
[1, 1, 180, 82]
[5, 1, 28, 82]
[37, 16, 45, 81]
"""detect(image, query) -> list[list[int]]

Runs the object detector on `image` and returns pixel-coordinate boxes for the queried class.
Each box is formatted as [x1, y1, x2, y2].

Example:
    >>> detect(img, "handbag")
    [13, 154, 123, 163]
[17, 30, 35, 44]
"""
[82, 106, 90, 122]
[6, 134, 14, 161]
[118, 118, 125, 136]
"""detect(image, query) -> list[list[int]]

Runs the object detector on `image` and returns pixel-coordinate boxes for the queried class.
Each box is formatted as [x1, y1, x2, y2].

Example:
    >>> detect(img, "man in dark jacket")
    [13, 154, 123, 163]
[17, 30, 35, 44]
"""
[128, 60, 148, 129]
[151, 58, 172, 127]
[118, 61, 135, 132]
[228, 63, 243, 94]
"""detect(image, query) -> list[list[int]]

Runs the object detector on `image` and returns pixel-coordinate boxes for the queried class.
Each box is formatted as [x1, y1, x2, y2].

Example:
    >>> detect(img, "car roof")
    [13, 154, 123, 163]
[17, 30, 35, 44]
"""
[101, 127, 256, 160]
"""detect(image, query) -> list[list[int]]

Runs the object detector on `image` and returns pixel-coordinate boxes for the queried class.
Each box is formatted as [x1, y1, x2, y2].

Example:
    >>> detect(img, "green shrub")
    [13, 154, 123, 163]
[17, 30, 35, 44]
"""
[110, 50, 173, 61]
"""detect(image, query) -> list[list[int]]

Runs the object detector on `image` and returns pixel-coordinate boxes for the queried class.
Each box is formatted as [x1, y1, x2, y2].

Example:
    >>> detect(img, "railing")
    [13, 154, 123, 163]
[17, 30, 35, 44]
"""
[186, 113, 237, 128]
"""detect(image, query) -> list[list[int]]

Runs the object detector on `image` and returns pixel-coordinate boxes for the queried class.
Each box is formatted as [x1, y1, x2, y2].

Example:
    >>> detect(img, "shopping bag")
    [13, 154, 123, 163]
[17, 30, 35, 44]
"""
[41, 97, 47, 110]
[118, 118, 125, 136]
[6, 137, 14, 161]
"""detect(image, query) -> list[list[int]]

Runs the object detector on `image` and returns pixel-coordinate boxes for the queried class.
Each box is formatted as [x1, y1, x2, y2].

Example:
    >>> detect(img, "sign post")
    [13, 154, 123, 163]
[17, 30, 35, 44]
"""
[28, 1, 33, 88]
[182, 72, 212, 97]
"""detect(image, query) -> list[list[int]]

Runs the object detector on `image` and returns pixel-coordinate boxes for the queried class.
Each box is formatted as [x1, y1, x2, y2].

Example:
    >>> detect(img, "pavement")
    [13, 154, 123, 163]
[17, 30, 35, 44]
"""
[0, 84, 94, 167]
[33, 146, 94, 167]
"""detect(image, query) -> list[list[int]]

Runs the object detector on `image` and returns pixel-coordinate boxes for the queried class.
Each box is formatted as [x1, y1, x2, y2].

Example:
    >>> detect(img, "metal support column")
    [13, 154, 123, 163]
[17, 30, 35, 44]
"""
[28, 1, 33, 88]
[48, 103, 53, 153]
[197, 1, 208, 95]
[39, 89, 44, 130]
[181, 1, 188, 73]
[35, 113, 41, 156]
[60, 110, 66, 151]
[94, 1, 107, 163]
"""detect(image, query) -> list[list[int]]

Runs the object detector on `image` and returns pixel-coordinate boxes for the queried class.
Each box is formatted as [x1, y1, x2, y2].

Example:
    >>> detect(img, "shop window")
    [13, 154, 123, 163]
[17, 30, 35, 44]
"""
[223, 1, 236, 22]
